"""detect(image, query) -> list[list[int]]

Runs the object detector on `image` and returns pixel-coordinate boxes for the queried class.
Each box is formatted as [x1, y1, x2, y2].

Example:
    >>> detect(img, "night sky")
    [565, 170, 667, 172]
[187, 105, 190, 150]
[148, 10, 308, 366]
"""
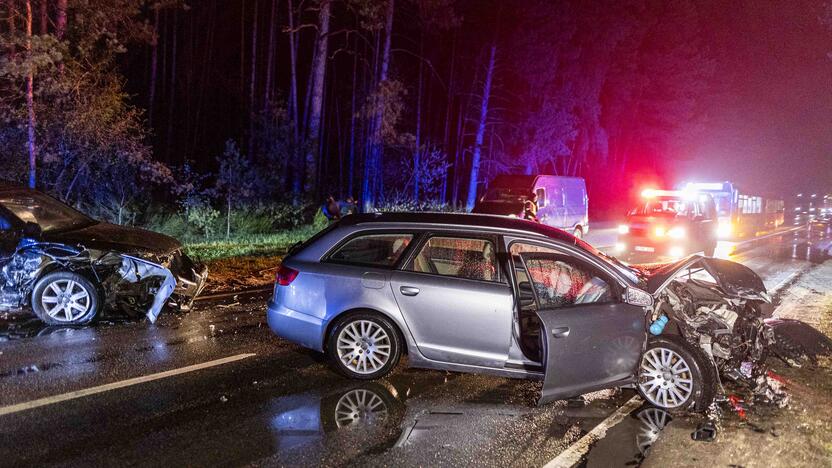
[678, 0, 832, 195]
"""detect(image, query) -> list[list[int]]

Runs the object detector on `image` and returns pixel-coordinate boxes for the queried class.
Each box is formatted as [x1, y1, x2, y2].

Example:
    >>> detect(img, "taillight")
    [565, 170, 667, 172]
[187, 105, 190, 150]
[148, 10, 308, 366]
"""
[276, 265, 299, 286]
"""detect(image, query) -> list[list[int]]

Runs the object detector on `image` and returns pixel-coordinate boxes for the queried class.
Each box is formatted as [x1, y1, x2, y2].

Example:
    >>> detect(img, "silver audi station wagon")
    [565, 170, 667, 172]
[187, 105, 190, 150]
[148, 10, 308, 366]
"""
[267, 213, 776, 411]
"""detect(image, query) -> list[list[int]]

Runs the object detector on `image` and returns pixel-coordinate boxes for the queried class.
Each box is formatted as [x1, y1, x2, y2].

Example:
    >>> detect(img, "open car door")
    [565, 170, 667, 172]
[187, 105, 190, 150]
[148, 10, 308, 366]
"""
[518, 252, 647, 405]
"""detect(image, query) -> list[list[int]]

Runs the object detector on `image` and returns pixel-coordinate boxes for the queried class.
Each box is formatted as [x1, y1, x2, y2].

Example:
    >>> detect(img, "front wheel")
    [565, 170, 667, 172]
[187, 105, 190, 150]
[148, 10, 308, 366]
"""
[637, 335, 716, 412]
[31, 271, 100, 325]
[327, 313, 402, 380]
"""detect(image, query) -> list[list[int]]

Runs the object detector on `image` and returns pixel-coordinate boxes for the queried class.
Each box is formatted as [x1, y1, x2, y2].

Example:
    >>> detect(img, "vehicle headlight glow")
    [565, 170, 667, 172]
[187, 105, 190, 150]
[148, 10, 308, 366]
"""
[668, 246, 685, 258]
[716, 221, 732, 238]
[615, 242, 627, 253]
[617, 224, 630, 234]
[654, 226, 666, 237]
[667, 226, 686, 239]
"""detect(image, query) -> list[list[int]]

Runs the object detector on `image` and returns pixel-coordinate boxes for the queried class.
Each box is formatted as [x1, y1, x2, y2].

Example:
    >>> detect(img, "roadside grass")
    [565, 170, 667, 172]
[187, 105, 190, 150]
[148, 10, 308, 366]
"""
[183, 224, 324, 293]
[183, 224, 321, 261]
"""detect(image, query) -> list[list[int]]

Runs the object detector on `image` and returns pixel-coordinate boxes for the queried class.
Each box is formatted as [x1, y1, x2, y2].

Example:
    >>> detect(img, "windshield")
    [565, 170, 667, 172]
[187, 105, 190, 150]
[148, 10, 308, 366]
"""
[483, 186, 529, 202]
[630, 197, 690, 217]
[0, 192, 95, 233]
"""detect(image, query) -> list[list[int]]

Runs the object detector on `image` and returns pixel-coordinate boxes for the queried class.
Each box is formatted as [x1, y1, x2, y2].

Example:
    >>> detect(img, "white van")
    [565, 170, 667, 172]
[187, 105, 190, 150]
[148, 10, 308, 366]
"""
[473, 175, 589, 238]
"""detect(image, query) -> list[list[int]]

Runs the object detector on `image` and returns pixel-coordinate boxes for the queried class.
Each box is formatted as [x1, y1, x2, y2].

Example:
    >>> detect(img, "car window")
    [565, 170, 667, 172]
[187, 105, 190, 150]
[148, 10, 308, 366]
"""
[512, 244, 613, 308]
[0, 192, 93, 232]
[535, 188, 546, 208]
[328, 233, 414, 267]
[407, 236, 498, 282]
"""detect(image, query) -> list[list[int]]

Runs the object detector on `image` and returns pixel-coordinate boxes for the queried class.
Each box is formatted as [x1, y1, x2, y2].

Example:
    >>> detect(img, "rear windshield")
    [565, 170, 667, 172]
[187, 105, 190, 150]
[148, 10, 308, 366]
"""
[327, 233, 414, 267]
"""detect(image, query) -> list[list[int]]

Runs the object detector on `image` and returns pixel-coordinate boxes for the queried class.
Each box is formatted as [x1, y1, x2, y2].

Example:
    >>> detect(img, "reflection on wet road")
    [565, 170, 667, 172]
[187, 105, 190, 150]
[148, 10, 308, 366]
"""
[0, 224, 827, 466]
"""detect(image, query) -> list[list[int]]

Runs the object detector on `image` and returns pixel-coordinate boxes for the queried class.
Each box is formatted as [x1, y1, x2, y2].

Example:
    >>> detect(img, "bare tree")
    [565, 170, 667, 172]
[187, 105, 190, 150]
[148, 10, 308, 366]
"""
[304, 0, 331, 193]
[25, 0, 37, 188]
[465, 43, 496, 211]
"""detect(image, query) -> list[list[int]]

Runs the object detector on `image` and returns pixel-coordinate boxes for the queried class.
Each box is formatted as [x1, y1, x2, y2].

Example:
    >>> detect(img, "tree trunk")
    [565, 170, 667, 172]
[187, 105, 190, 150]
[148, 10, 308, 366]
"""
[226, 194, 232, 239]
[413, 32, 424, 202]
[56, 0, 66, 39]
[240, 0, 245, 102]
[465, 44, 496, 211]
[362, 0, 395, 211]
[25, 0, 36, 189]
[248, 0, 258, 154]
[148, 5, 160, 126]
[7, 0, 16, 57]
[166, 10, 178, 162]
[440, 34, 457, 206]
[287, 0, 302, 198]
[264, 0, 277, 105]
[347, 36, 357, 198]
[304, 0, 330, 194]
[39, 0, 46, 34]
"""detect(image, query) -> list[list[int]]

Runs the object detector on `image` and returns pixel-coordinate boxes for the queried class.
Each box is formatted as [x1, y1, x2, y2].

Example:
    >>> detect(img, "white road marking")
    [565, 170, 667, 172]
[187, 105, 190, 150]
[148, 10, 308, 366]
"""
[0, 353, 256, 417]
[542, 396, 643, 468]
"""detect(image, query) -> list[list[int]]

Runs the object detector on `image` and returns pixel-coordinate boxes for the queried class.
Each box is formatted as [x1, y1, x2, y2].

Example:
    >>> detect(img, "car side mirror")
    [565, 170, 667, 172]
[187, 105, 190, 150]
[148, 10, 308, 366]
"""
[22, 221, 42, 239]
[625, 287, 653, 307]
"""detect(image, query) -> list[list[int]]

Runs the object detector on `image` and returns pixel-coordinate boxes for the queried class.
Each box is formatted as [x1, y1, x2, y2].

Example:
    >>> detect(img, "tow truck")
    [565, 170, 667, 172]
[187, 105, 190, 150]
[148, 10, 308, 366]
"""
[616, 189, 718, 259]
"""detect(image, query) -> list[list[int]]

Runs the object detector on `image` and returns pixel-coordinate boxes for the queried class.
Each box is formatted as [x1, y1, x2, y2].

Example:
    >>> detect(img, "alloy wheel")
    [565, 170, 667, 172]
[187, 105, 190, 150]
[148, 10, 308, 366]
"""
[336, 320, 392, 375]
[40, 279, 91, 323]
[334, 388, 389, 428]
[638, 347, 694, 408]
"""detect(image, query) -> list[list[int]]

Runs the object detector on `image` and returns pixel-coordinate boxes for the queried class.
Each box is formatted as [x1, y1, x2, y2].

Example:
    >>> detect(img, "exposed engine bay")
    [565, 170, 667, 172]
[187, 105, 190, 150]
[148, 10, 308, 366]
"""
[0, 240, 205, 323]
[651, 272, 782, 402]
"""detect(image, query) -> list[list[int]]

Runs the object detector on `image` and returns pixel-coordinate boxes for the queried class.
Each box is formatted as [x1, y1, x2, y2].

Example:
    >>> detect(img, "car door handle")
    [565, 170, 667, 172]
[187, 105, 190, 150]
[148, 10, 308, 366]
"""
[399, 286, 420, 296]
[551, 326, 570, 338]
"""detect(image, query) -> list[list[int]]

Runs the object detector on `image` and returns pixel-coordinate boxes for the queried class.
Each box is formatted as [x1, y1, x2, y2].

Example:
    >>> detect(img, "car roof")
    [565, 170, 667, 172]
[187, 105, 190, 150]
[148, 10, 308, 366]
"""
[339, 212, 579, 243]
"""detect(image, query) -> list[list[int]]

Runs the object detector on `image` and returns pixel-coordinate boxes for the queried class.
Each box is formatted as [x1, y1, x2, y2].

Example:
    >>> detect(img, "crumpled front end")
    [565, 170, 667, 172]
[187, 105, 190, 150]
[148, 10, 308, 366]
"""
[96, 249, 208, 321]
[641, 256, 789, 403]
[652, 275, 780, 402]
[0, 240, 207, 323]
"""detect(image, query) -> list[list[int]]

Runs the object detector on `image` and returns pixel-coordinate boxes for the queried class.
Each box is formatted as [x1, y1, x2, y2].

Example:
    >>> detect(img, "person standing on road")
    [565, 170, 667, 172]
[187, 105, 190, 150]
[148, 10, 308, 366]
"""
[523, 192, 539, 222]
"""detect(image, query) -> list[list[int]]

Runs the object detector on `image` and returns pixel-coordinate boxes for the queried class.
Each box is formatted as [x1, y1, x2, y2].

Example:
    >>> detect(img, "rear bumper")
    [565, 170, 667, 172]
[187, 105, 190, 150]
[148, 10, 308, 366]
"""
[266, 299, 325, 352]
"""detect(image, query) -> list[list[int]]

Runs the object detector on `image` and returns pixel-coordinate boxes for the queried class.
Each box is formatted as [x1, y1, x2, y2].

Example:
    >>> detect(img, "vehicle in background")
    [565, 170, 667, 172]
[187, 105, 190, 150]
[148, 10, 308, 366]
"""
[790, 192, 831, 227]
[616, 189, 718, 259]
[472, 175, 589, 239]
[0, 183, 207, 326]
[681, 181, 784, 238]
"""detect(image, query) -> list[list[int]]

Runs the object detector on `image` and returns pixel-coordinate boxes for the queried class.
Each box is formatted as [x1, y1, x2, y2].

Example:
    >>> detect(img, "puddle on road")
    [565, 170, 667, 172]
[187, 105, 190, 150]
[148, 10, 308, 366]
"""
[260, 372, 660, 466]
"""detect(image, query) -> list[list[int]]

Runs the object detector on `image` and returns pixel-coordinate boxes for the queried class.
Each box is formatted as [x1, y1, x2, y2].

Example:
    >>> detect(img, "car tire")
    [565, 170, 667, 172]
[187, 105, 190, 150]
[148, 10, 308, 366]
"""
[327, 312, 402, 380]
[31, 271, 100, 325]
[637, 335, 716, 412]
[573, 227, 583, 240]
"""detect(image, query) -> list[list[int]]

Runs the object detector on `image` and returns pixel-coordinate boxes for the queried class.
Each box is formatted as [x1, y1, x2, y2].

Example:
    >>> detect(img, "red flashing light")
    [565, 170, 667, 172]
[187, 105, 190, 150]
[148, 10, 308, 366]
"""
[276, 264, 299, 286]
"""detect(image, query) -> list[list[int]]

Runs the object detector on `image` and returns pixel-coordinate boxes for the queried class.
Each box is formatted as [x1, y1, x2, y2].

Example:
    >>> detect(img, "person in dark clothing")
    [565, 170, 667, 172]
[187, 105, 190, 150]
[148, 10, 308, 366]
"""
[322, 196, 341, 221]
[523, 192, 539, 222]
[339, 196, 358, 217]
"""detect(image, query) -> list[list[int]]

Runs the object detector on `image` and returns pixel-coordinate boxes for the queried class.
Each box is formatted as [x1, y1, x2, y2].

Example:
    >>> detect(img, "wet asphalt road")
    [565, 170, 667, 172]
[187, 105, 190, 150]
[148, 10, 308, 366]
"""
[0, 225, 828, 467]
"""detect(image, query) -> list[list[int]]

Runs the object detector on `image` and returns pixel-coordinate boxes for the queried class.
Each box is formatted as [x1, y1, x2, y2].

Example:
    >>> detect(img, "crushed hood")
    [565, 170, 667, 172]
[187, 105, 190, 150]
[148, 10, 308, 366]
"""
[633, 255, 769, 301]
[41, 222, 182, 257]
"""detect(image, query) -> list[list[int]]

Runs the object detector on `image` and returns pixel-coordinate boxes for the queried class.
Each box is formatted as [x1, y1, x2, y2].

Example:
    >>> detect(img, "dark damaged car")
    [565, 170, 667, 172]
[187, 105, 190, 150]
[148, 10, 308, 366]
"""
[0, 183, 208, 325]
[267, 213, 819, 411]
